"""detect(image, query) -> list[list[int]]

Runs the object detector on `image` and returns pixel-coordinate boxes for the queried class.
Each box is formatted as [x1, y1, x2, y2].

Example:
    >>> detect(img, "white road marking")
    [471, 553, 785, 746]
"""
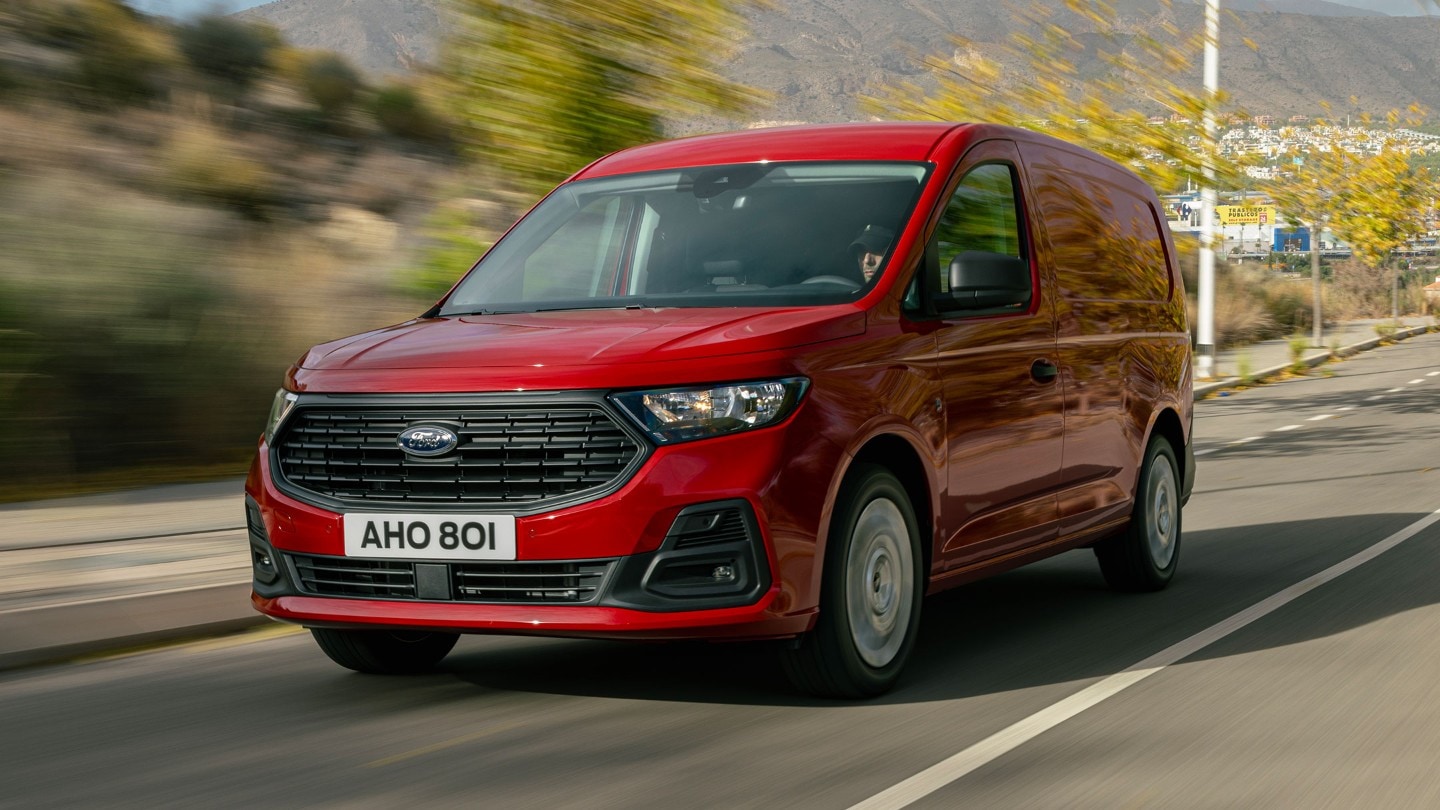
[1338, 406, 1355, 411]
[1409, 379, 1425, 385]
[1194, 449, 1217, 456]
[1231, 436, 1262, 445]
[1428, 371, 1439, 377]
[1274, 425, 1301, 432]
[1367, 395, 1385, 401]
[849, 507, 1440, 810]
[1388, 388, 1405, 393]
[1306, 414, 1334, 421]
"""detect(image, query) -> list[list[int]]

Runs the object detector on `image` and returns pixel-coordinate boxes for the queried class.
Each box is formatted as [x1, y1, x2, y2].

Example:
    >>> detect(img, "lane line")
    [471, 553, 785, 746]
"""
[1367, 395, 1385, 401]
[1428, 371, 1439, 377]
[1273, 425, 1301, 432]
[849, 507, 1440, 810]
[1408, 379, 1425, 384]
[1338, 406, 1355, 411]
[1307, 414, 1333, 421]
[1194, 449, 1218, 456]
[1387, 388, 1405, 393]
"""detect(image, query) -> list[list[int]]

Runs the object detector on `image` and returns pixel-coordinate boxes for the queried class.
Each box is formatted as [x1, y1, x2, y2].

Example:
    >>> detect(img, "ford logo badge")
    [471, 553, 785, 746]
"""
[397, 425, 459, 457]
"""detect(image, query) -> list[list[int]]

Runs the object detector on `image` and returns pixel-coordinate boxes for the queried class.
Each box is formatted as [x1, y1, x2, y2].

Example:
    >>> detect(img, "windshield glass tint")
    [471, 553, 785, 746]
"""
[440, 162, 930, 315]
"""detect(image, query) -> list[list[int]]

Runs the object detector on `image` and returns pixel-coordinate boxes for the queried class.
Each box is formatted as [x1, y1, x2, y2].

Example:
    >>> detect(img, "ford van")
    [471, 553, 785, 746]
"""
[246, 122, 1194, 697]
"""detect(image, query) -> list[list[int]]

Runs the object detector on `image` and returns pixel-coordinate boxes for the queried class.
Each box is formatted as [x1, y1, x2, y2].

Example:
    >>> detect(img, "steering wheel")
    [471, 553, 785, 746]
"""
[801, 275, 862, 290]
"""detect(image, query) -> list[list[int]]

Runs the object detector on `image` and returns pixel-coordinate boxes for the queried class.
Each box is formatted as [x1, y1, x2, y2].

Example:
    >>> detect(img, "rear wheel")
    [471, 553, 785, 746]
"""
[1095, 438, 1182, 592]
[781, 464, 923, 699]
[310, 628, 459, 674]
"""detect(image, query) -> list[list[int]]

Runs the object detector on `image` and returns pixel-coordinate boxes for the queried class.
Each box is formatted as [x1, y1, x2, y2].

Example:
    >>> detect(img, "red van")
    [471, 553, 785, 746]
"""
[247, 122, 1193, 697]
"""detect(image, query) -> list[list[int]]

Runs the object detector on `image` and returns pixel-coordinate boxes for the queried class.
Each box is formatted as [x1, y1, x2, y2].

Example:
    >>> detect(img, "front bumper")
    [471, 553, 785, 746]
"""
[245, 418, 838, 641]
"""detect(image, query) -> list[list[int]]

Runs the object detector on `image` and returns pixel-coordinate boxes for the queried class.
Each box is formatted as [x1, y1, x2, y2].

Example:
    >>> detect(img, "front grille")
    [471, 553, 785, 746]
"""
[454, 561, 611, 603]
[287, 554, 613, 604]
[273, 404, 643, 508]
[292, 555, 416, 599]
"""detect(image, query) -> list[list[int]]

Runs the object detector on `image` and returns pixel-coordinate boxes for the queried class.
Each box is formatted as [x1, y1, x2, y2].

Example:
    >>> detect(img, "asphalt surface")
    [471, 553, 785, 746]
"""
[1, 325, 1438, 807]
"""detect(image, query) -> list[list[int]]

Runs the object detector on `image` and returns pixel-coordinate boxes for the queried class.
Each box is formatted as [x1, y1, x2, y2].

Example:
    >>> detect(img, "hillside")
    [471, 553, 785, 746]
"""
[241, 0, 1440, 124]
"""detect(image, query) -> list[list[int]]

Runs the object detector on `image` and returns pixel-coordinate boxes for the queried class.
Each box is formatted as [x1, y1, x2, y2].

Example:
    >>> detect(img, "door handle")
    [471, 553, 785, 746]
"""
[1031, 359, 1059, 383]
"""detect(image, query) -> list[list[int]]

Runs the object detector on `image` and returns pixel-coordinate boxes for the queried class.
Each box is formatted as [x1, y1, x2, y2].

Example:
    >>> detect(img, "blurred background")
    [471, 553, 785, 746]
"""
[0, 0, 1434, 502]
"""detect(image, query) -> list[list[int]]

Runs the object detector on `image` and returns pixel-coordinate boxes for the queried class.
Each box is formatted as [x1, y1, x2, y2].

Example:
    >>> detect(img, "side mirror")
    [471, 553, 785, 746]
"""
[934, 251, 1030, 311]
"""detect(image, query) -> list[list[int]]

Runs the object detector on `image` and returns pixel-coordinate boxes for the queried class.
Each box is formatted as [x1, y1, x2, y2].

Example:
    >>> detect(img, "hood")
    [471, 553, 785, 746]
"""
[298, 307, 866, 372]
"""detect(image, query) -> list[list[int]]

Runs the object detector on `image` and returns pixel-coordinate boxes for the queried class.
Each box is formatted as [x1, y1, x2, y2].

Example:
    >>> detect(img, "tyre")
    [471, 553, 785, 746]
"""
[310, 628, 459, 674]
[781, 464, 923, 699]
[1095, 437, 1182, 592]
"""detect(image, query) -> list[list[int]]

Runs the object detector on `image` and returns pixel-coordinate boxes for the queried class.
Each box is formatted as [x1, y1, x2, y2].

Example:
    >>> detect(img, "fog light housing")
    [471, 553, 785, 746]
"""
[646, 555, 749, 597]
[251, 545, 280, 584]
[245, 496, 283, 587]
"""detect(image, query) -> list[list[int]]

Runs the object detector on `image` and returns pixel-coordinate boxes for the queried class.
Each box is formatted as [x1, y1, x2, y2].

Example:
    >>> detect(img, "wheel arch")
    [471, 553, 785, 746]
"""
[849, 433, 935, 579]
[1147, 406, 1188, 493]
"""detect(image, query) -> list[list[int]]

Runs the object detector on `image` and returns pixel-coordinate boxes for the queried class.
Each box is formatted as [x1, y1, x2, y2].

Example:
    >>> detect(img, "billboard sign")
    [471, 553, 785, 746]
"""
[1217, 205, 1277, 226]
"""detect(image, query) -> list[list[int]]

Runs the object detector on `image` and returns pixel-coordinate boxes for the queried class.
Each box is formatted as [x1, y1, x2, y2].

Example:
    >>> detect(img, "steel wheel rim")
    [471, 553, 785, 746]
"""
[845, 497, 914, 669]
[1147, 456, 1179, 569]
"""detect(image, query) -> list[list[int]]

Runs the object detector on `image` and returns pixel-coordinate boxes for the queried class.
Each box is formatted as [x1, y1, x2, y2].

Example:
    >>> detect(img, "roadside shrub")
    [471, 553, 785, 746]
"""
[66, 0, 177, 105]
[369, 82, 443, 141]
[0, 176, 265, 483]
[176, 15, 277, 93]
[1260, 278, 1311, 337]
[1212, 266, 1275, 349]
[162, 121, 276, 218]
[294, 51, 364, 120]
[1287, 334, 1310, 373]
[13, 0, 92, 48]
[1328, 258, 1391, 319]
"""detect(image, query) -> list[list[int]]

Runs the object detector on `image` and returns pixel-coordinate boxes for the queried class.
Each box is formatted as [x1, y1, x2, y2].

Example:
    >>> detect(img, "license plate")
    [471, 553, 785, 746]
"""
[343, 513, 517, 560]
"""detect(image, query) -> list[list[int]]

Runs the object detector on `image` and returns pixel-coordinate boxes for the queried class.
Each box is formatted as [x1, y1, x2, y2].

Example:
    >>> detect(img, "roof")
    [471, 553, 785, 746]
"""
[573, 122, 965, 179]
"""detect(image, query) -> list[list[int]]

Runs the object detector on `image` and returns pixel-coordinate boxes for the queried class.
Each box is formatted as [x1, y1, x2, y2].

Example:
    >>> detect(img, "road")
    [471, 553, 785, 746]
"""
[2, 333, 1438, 808]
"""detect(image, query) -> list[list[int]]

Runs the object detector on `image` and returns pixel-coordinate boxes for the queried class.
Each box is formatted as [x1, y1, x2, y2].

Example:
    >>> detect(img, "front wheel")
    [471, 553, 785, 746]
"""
[781, 464, 923, 699]
[1094, 438, 1182, 592]
[310, 628, 459, 674]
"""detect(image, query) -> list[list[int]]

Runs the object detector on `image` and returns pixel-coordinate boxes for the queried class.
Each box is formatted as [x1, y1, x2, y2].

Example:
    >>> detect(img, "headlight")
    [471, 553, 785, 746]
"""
[265, 389, 298, 443]
[610, 378, 808, 444]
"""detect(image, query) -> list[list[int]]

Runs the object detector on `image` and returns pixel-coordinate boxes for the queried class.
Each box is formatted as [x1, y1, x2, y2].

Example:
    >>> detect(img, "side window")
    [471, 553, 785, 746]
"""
[935, 164, 1024, 281]
[911, 162, 1026, 312]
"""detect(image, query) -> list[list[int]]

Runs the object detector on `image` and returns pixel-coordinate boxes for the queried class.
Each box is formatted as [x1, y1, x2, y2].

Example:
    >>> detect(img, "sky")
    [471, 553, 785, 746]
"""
[127, 0, 272, 17]
[125, 0, 1436, 17]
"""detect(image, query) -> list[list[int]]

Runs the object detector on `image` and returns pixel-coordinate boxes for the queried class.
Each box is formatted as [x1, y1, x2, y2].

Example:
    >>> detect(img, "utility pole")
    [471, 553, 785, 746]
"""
[1311, 219, 1322, 347]
[1196, 0, 1220, 380]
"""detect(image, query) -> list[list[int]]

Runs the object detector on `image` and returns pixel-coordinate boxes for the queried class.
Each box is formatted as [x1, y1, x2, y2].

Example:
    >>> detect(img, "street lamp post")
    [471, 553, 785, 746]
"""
[1196, 0, 1220, 380]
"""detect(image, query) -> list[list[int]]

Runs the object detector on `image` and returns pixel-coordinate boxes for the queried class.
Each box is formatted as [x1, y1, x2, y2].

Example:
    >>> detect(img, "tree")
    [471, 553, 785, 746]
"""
[294, 51, 364, 120]
[1330, 143, 1434, 320]
[862, 0, 1254, 194]
[1264, 138, 1351, 345]
[176, 14, 278, 93]
[439, 0, 767, 197]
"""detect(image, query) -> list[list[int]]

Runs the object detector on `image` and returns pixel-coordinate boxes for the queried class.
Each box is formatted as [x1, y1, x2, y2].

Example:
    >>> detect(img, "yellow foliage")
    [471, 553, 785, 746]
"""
[863, 0, 1254, 193]
[439, 0, 769, 196]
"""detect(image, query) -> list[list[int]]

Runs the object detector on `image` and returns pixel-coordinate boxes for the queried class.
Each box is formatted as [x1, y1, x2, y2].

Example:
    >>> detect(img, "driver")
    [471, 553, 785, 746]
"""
[849, 225, 894, 283]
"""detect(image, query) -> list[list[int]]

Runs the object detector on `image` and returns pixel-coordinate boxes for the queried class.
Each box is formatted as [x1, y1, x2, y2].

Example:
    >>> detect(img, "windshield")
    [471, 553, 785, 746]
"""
[439, 162, 931, 315]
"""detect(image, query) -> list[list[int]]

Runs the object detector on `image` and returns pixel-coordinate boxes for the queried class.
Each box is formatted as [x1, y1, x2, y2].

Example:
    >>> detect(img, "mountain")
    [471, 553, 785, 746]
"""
[240, 0, 1440, 124]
